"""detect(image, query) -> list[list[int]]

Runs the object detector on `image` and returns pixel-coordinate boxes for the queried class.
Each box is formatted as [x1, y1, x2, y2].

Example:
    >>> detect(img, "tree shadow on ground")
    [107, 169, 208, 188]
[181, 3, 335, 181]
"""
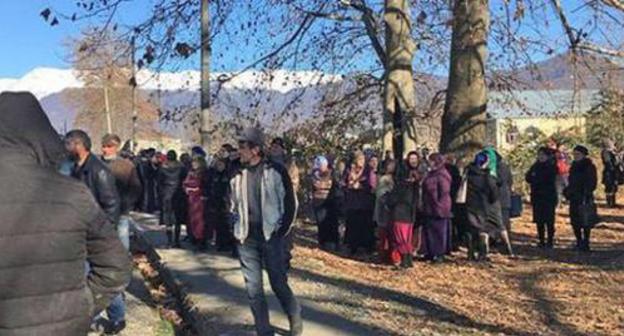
[514, 268, 614, 336]
[511, 231, 624, 271]
[290, 266, 540, 336]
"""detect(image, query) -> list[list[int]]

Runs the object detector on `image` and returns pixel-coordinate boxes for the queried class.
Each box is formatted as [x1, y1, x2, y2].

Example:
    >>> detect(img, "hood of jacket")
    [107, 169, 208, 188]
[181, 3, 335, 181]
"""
[0, 92, 65, 168]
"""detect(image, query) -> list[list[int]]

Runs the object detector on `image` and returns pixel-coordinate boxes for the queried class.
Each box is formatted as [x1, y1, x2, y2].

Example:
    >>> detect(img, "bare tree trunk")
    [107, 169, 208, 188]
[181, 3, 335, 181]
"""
[104, 85, 112, 134]
[200, 0, 211, 147]
[383, 0, 417, 160]
[439, 0, 489, 159]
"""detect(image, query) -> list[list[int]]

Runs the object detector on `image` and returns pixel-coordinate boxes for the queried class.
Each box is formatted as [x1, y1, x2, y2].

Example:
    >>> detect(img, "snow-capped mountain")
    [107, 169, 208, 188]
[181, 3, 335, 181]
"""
[0, 67, 344, 99]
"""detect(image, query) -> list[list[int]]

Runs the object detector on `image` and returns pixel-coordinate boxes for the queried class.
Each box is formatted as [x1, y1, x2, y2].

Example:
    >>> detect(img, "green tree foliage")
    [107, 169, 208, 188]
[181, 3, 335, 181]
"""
[587, 89, 624, 148]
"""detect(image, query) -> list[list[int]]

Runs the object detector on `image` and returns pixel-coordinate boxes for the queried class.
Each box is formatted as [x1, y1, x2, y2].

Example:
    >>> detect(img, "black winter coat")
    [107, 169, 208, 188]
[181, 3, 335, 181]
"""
[0, 92, 131, 336]
[72, 153, 121, 224]
[525, 160, 558, 223]
[602, 149, 619, 191]
[387, 179, 420, 225]
[564, 158, 597, 203]
[465, 165, 499, 233]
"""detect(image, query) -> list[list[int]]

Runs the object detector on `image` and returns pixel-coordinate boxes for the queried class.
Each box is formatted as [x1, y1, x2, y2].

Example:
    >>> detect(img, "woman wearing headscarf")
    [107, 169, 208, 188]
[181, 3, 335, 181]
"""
[525, 147, 558, 248]
[184, 156, 208, 250]
[387, 151, 423, 268]
[464, 152, 499, 261]
[601, 139, 620, 208]
[564, 145, 598, 252]
[483, 147, 514, 256]
[374, 159, 399, 264]
[421, 153, 452, 262]
[343, 150, 375, 255]
[310, 155, 341, 250]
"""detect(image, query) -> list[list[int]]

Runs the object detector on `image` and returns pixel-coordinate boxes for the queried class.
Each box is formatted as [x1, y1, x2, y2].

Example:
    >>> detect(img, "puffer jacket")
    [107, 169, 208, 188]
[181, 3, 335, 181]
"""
[0, 92, 131, 336]
[229, 160, 297, 243]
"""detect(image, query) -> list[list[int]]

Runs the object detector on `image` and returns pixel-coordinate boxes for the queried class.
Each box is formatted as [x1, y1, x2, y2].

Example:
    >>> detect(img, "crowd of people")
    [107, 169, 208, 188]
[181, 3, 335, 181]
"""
[3, 90, 624, 336]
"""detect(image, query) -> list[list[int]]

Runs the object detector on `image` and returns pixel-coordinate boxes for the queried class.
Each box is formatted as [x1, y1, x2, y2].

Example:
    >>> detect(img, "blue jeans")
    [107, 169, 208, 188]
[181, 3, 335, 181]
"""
[238, 234, 301, 336]
[106, 215, 131, 323]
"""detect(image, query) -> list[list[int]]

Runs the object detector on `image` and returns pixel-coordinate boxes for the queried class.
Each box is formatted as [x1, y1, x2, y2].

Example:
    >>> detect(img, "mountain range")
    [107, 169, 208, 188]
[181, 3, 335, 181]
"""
[0, 52, 619, 139]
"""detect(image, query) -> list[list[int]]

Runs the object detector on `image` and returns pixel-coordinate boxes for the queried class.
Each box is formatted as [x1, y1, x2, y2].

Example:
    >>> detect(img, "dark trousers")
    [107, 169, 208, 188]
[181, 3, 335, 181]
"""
[315, 205, 339, 246]
[214, 212, 234, 250]
[536, 220, 555, 245]
[238, 234, 301, 336]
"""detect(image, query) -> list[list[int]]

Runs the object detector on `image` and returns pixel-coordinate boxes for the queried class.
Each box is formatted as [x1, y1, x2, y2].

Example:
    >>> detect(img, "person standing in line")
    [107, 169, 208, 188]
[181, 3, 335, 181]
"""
[158, 150, 185, 247]
[0, 92, 131, 336]
[464, 153, 499, 261]
[374, 159, 399, 264]
[386, 152, 422, 268]
[229, 127, 302, 336]
[525, 147, 558, 248]
[310, 155, 341, 251]
[137, 148, 160, 214]
[601, 139, 620, 208]
[564, 145, 598, 252]
[65, 130, 121, 225]
[64, 130, 128, 334]
[100, 134, 143, 333]
[184, 156, 208, 250]
[343, 150, 375, 255]
[444, 154, 463, 252]
[421, 154, 453, 263]
[205, 157, 234, 253]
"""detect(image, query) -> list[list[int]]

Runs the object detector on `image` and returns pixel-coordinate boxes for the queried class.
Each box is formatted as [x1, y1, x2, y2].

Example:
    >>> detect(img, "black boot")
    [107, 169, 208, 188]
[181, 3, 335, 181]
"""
[465, 233, 476, 261]
[165, 228, 173, 248]
[582, 228, 591, 252]
[173, 223, 181, 248]
[536, 222, 546, 248]
[546, 221, 555, 249]
[405, 254, 414, 268]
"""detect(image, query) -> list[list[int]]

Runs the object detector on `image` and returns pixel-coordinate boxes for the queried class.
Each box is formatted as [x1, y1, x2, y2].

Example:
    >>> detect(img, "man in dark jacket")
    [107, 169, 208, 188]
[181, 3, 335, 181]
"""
[601, 139, 620, 208]
[229, 127, 302, 336]
[65, 130, 121, 224]
[564, 145, 598, 252]
[0, 92, 131, 336]
[101, 133, 143, 333]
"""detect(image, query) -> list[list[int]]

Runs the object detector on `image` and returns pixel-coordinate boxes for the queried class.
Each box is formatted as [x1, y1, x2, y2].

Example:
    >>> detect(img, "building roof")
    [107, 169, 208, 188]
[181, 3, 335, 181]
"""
[487, 89, 598, 119]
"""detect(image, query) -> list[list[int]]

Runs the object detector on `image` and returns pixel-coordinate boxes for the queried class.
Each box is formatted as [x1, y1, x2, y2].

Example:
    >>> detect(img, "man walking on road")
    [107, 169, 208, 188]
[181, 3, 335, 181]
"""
[65, 130, 128, 334]
[229, 127, 303, 336]
[0, 92, 131, 336]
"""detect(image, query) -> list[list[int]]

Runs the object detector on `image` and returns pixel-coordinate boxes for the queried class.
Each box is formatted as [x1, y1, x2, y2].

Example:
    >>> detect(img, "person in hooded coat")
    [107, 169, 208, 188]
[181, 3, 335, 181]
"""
[0, 92, 131, 336]
[137, 149, 160, 213]
[310, 156, 341, 250]
[525, 147, 558, 248]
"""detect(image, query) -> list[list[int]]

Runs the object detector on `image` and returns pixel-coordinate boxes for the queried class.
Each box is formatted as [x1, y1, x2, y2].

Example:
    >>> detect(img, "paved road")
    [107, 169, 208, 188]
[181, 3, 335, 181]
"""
[133, 213, 375, 336]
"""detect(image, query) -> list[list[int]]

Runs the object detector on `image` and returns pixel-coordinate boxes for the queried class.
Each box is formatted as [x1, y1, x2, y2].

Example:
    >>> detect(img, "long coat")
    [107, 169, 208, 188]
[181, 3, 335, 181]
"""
[0, 92, 131, 336]
[465, 164, 499, 234]
[564, 158, 598, 228]
[422, 166, 452, 219]
[602, 149, 620, 192]
[184, 170, 206, 241]
[525, 160, 558, 224]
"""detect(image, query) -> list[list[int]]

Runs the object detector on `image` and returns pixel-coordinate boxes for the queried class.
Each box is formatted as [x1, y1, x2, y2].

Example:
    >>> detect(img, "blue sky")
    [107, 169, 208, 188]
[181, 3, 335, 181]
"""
[0, 0, 612, 79]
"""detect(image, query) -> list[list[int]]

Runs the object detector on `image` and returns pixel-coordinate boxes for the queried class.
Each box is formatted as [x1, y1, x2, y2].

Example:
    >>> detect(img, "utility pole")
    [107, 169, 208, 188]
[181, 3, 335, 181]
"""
[130, 36, 138, 152]
[200, 0, 211, 148]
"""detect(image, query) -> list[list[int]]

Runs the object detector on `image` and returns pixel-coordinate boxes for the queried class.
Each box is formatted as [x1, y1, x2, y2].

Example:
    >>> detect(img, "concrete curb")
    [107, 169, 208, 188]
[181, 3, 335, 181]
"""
[131, 227, 208, 336]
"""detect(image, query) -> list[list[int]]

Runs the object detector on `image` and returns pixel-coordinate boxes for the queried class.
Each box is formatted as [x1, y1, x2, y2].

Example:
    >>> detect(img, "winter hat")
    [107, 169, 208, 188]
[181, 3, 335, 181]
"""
[573, 145, 589, 156]
[314, 155, 328, 170]
[474, 152, 489, 168]
[191, 146, 206, 158]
